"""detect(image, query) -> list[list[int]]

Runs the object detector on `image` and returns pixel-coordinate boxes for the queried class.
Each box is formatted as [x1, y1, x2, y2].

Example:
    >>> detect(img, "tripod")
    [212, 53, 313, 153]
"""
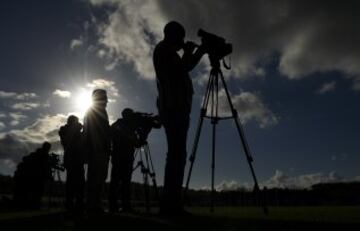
[184, 57, 268, 214]
[48, 168, 63, 209]
[133, 142, 159, 212]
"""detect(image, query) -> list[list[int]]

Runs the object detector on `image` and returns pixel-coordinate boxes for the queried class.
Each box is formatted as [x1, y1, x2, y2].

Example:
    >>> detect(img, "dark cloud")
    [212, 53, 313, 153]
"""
[0, 134, 35, 165]
[158, 0, 360, 83]
[316, 81, 336, 94]
[90, 0, 360, 88]
[0, 122, 5, 131]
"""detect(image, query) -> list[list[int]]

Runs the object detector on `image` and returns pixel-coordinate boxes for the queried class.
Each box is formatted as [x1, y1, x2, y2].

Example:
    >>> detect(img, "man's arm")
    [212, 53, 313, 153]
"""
[182, 43, 206, 72]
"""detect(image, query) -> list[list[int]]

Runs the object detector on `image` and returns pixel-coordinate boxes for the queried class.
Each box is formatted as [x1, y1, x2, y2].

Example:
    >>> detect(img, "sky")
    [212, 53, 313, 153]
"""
[0, 0, 360, 190]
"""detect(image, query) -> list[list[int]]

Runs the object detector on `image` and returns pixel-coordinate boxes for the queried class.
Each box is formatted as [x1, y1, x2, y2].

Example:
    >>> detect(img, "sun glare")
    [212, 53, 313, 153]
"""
[75, 89, 93, 118]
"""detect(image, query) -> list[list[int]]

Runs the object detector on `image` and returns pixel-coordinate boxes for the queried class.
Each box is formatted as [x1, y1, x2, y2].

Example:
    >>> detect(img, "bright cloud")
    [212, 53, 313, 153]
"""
[0, 90, 37, 100]
[90, 0, 166, 79]
[70, 38, 83, 50]
[86, 78, 119, 100]
[11, 102, 40, 111]
[212, 90, 278, 128]
[53, 89, 72, 98]
[9, 112, 28, 126]
[214, 170, 360, 191]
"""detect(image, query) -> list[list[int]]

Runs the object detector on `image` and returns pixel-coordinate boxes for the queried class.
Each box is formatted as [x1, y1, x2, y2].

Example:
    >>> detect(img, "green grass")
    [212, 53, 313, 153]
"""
[0, 206, 359, 231]
[190, 206, 360, 223]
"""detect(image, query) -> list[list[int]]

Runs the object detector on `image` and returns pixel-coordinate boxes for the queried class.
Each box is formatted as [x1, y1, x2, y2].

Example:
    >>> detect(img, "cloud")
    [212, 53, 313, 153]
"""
[89, 0, 119, 4]
[0, 90, 37, 100]
[211, 90, 278, 128]
[88, 0, 360, 89]
[9, 114, 67, 144]
[53, 89, 72, 98]
[159, 1, 360, 83]
[331, 153, 348, 161]
[0, 114, 67, 175]
[0, 159, 17, 175]
[261, 170, 347, 189]
[9, 112, 28, 126]
[317, 81, 336, 94]
[0, 113, 6, 119]
[86, 78, 119, 100]
[216, 180, 243, 191]
[214, 170, 360, 191]
[0, 90, 41, 111]
[0, 122, 5, 131]
[70, 39, 83, 50]
[89, 0, 166, 79]
[11, 102, 41, 111]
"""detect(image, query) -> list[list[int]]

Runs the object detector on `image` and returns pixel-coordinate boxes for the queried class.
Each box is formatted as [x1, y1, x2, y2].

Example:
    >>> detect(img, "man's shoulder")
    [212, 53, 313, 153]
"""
[59, 124, 68, 133]
[154, 40, 171, 55]
[111, 119, 123, 127]
[154, 40, 165, 50]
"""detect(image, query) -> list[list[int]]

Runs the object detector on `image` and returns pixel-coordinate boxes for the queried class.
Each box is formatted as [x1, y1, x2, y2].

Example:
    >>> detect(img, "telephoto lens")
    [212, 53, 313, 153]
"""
[198, 29, 232, 59]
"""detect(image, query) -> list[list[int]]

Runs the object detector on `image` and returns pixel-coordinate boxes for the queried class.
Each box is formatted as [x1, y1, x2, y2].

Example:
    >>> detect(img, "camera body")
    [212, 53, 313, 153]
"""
[48, 153, 65, 171]
[198, 29, 232, 60]
[131, 112, 161, 147]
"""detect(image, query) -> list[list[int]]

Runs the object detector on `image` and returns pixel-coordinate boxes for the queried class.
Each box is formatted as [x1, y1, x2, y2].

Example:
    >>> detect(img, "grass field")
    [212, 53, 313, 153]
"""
[1, 206, 359, 231]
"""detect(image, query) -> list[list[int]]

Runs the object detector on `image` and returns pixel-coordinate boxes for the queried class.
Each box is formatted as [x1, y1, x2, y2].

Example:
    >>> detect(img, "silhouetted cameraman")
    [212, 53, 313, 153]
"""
[59, 115, 85, 213]
[83, 89, 111, 215]
[109, 108, 160, 213]
[153, 21, 206, 215]
[13, 142, 53, 209]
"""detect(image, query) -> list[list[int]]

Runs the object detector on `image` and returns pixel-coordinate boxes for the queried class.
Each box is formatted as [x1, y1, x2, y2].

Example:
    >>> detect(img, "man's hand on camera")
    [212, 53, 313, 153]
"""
[199, 38, 208, 54]
[183, 41, 198, 53]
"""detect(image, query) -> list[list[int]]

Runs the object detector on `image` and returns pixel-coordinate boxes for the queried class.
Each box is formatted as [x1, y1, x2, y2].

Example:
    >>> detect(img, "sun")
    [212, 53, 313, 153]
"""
[75, 89, 93, 118]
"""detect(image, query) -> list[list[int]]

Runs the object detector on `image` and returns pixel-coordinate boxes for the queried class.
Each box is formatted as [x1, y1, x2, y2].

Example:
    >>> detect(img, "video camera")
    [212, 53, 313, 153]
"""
[48, 153, 65, 172]
[131, 112, 161, 147]
[198, 29, 232, 62]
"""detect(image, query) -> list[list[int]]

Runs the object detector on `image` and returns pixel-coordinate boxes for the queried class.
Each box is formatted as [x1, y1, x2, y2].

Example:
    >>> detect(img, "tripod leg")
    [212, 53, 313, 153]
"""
[219, 71, 269, 215]
[185, 74, 215, 192]
[56, 170, 63, 207]
[144, 145, 160, 204]
[210, 73, 219, 213]
[143, 147, 152, 212]
[48, 171, 54, 209]
[210, 117, 217, 212]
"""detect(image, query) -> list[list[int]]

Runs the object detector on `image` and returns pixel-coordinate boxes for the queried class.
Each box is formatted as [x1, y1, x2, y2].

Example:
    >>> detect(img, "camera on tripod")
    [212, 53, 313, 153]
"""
[131, 112, 161, 147]
[198, 29, 232, 61]
[48, 153, 65, 172]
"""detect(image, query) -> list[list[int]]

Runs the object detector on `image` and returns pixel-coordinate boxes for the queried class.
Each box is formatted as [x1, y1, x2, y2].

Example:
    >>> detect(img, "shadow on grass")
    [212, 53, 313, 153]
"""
[0, 210, 358, 231]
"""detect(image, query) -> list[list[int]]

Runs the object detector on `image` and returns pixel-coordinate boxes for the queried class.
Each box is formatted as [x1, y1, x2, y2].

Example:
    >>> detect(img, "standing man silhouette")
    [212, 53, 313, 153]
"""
[153, 21, 206, 214]
[59, 115, 85, 213]
[83, 89, 111, 215]
[13, 142, 52, 209]
[109, 108, 138, 213]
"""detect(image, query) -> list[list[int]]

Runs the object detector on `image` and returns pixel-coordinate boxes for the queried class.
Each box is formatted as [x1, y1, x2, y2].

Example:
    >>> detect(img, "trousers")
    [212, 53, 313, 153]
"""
[86, 151, 109, 211]
[160, 112, 190, 211]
